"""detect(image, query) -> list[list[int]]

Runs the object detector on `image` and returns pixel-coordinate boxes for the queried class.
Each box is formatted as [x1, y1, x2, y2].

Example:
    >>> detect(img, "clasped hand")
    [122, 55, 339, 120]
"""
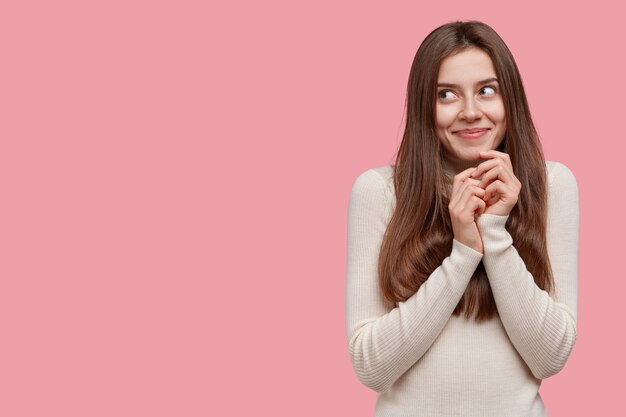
[448, 150, 522, 253]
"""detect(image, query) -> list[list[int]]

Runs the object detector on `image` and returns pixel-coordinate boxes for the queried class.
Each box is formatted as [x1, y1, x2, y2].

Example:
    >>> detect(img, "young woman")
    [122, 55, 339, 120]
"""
[345, 21, 579, 416]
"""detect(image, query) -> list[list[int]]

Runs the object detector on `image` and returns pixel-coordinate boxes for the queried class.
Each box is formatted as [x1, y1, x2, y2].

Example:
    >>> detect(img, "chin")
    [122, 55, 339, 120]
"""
[456, 149, 484, 161]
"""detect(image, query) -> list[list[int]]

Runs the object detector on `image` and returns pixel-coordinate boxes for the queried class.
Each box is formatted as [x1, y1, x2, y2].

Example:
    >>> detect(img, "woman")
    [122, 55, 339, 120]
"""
[345, 21, 578, 416]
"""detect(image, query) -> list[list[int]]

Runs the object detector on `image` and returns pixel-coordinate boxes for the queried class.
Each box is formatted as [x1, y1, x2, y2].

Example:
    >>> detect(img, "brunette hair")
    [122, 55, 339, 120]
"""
[378, 20, 554, 322]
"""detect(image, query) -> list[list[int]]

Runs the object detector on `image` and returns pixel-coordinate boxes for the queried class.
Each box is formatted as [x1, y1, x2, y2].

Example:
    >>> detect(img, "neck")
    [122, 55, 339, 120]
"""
[441, 154, 480, 177]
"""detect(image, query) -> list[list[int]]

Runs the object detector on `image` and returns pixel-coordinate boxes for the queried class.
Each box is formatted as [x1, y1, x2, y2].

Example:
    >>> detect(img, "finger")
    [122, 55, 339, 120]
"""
[451, 168, 479, 206]
[472, 193, 487, 212]
[470, 159, 498, 179]
[450, 182, 483, 220]
[479, 150, 512, 167]
[473, 196, 487, 219]
[477, 165, 515, 189]
[482, 181, 497, 203]
[451, 178, 482, 208]
[452, 167, 477, 199]
[453, 192, 485, 223]
[469, 196, 487, 221]
[483, 179, 513, 203]
[471, 157, 514, 180]
[457, 184, 486, 216]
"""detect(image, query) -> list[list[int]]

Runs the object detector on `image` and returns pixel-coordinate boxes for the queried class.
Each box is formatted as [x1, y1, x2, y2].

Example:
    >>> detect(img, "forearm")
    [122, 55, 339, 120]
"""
[476, 214, 577, 379]
[347, 239, 483, 392]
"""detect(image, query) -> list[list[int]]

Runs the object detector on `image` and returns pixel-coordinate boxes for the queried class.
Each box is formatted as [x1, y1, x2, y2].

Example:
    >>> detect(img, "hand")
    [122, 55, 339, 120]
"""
[449, 167, 487, 253]
[471, 150, 521, 216]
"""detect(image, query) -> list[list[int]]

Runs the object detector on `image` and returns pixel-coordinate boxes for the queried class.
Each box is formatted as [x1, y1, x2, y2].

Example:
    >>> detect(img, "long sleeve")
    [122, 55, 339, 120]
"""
[475, 161, 579, 380]
[346, 168, 484, 393]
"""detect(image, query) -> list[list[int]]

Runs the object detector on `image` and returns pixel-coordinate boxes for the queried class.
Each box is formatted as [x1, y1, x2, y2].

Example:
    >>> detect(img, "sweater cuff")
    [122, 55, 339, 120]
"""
[450, 238, 483, 275]
[476, 214, 512, 254]
[476, 213, 509, 230]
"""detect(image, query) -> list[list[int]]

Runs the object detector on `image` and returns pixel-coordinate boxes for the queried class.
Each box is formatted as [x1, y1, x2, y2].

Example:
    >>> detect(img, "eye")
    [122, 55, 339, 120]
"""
[480, 85, 497, 96]
[438, 89, 457, 100]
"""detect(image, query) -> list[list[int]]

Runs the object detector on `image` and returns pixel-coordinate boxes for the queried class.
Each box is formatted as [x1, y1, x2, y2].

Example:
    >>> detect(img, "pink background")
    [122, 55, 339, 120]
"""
[1, 1, 622, 415]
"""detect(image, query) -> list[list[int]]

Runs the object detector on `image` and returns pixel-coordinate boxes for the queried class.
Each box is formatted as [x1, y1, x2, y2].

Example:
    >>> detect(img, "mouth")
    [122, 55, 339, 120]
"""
[453, 128, 490, 140]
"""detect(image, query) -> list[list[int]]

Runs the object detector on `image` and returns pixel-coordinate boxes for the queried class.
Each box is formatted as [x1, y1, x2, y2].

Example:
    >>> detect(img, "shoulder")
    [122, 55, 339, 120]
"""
[350, 165, 394, 196]
[545, 160, 576, 182]
[349, 165, 395, 212]
[545, 160, 579, 197]
[544, 160, 579, 220]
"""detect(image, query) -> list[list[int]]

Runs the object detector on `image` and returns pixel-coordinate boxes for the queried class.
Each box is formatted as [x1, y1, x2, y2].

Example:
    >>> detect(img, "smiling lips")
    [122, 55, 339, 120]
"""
[454, 128, 489, 140]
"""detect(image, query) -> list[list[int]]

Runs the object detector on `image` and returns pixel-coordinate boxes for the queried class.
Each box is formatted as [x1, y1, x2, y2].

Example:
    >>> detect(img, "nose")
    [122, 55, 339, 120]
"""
[460, 97, 483, 121]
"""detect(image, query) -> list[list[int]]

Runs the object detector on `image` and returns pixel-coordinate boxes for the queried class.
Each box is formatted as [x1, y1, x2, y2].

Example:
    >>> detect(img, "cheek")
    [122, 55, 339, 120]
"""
[484, 102, 506, 125]
[496, 108, 506, 124]
[493, 100, 506, 123]
[497, 113, 507, 134]
[435, 105, 456, 128]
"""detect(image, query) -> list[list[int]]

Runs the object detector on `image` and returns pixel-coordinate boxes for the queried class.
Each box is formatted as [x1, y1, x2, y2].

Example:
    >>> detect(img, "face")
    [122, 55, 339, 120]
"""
[435, 47, 507, 173]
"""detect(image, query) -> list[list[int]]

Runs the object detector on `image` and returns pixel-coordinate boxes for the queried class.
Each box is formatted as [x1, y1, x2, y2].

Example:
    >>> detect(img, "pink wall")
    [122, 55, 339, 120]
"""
[1, 0, 620, 415]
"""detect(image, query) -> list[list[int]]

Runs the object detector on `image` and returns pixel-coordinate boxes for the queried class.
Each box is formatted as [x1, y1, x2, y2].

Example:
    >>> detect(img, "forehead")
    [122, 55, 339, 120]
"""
[437, 48, 497, 83]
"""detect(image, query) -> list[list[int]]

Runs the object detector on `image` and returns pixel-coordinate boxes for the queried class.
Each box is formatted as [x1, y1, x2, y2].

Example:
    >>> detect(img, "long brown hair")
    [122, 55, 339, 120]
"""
[379, 21, 554, 322]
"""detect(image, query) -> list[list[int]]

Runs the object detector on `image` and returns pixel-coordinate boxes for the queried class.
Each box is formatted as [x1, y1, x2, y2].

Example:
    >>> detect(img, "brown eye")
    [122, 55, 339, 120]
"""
[480, 86, 497, 96]
[438, 90, 456, 100]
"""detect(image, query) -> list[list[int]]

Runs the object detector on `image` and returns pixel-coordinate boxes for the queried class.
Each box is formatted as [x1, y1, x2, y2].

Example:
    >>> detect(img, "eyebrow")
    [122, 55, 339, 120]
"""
[437, 77, 499, 88]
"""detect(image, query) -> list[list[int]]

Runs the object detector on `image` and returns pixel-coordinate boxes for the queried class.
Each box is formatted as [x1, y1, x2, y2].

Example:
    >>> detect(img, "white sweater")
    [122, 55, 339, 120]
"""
[345, 160, 578, 417]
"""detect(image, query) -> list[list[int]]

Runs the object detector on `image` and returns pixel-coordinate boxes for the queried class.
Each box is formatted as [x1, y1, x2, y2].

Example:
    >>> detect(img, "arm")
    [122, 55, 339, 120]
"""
[475, 161, 579, 379]
[346, 168, 484, 392]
